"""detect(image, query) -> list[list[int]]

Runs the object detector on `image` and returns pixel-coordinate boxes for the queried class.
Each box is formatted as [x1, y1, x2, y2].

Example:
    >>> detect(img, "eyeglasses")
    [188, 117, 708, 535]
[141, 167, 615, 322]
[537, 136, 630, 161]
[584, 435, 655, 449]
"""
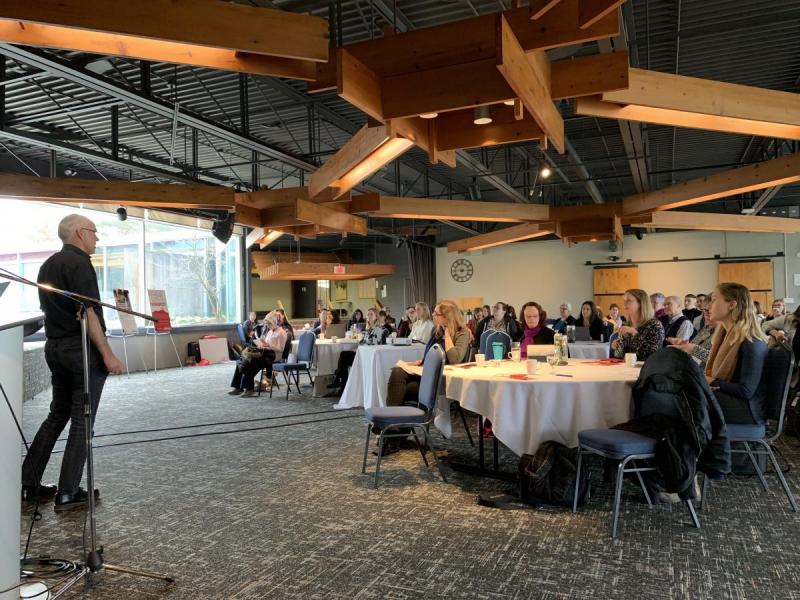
[80, 227, 98, 235]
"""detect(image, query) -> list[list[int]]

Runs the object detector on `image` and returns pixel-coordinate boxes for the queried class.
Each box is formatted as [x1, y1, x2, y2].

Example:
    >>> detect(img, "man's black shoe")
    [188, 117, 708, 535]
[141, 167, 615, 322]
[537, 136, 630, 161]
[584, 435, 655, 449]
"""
[54, 488, 100, 512]
[22, 484, 58, 502]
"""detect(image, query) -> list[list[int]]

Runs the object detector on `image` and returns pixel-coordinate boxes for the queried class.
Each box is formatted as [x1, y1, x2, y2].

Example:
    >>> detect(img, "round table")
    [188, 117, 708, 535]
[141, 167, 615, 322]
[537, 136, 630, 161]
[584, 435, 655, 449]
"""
[568, 342, 611, 359]
[336, 343, 426, 409]
[441, 359, 639, 456]
[291, 337, 358, 376]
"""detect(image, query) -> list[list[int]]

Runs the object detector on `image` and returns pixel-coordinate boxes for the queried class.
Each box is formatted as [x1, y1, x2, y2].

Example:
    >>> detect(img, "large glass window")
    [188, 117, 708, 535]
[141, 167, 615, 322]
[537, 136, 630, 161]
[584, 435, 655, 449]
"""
[0, 200, 241, 328]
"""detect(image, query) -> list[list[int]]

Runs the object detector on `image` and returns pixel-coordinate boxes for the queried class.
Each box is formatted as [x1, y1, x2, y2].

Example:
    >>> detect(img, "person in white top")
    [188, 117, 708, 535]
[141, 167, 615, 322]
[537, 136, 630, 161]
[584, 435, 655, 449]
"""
[409, 302, 435, 343]
[229, 311, 287, 397]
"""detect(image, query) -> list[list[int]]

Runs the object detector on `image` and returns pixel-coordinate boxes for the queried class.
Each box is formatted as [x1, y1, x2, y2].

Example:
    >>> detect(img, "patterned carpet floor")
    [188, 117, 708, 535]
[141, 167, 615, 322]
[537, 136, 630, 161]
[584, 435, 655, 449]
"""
[18, 362, 800, 600]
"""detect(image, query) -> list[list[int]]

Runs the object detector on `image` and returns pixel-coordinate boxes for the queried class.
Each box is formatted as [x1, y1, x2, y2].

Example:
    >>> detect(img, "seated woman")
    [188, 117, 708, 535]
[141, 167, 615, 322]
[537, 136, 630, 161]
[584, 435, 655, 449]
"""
[313, 309, 335, 338]
[378, 310, 394, 335]
[611, 288, 665, 361]
[327, 308, 387, 395]
[346, 308, 366, 332]
[519, 301, 554, 358]
[409, 302, 435, 343]
[386, 300, 471, 406]
[763, 299, 785, 323]
[761, 305, 800, 348]
[607, 303, 626, 330]
[669, 306, 716, 369]
[229, 311, 287, 398]
[705, 283, 769, 424]
[574, 300, 607, 341]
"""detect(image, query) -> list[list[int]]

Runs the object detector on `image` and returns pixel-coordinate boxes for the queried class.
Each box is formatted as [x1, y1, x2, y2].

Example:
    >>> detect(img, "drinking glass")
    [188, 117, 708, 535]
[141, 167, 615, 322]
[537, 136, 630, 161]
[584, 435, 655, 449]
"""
[546, 353, 557, 372]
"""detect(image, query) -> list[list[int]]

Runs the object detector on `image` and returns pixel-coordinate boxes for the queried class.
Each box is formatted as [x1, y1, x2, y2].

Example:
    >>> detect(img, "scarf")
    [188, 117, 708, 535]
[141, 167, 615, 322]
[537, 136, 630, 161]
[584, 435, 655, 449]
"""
[704, 324, 743, 382]
[521, 325, 542, 357]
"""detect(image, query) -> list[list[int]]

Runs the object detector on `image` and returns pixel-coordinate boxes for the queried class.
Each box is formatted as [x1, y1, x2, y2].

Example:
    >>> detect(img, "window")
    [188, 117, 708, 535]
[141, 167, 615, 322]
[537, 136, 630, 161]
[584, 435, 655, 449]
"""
[0, 200, 241, 328]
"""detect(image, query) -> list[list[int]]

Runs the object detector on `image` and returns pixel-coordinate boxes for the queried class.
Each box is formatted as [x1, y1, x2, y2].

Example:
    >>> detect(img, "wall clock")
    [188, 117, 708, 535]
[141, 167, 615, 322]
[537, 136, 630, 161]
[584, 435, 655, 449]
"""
[450, 258, 474, 282]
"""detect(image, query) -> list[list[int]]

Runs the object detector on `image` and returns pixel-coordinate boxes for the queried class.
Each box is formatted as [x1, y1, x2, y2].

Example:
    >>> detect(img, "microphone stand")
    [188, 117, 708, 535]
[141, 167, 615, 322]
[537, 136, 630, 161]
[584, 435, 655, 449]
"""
[0, 268, 173, 595]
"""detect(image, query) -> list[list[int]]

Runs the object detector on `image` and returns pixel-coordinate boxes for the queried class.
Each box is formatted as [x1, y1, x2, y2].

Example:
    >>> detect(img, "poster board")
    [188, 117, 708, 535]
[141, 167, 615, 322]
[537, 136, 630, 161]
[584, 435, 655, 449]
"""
[147, 289, 172, 333]
[113, 289, 138, 335]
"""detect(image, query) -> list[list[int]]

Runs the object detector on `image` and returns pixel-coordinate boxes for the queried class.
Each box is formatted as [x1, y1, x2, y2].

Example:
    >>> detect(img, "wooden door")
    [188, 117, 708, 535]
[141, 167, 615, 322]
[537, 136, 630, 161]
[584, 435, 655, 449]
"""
[593, 266, 639, 314]
[718, 260, 774, 307]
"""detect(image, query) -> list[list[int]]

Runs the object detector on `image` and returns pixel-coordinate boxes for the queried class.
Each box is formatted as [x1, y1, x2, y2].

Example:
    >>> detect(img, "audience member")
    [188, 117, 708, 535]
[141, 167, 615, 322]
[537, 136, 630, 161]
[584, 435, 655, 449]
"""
[683, 294, 702, 322]
[753, 301, 765, 324]
[705, 283, 768, 424]
[242, 311, 258, 342]
[650, 292, 669, 327]
[575, 300, 607, 341]
[764, 299, 786, 323]
[229, 311, 286, 398]
[311, 308, 328, 331]
[552, 302, 576, 334]
[409, 302, 435, 343]
[663, 295, 694, 345]
[607, 303, 626, 329]
[612, 288, 665, 361]
[519, 301, 554, 357]
[762, 304, 800, 348]
[670, 306, 716, 369]
[346, 308, 366, 331]
[506, 304, 518, 324]
[396, 305, 415, 338]
[313, 309, 335, 337]
[383, 306, 397, 327]
[466, 306, 483, 334]
[378, 310, 395, 334]
[327, 308, 387, 396]
[475, 301, 521, 343]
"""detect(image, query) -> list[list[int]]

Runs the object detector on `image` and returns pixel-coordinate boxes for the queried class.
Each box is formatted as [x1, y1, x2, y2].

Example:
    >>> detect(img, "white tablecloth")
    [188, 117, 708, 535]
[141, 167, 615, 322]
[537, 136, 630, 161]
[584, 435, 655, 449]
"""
[292, 338, 358, 376]
[568, 342, 610, 359]
[335, 344, 426, 409]
[442, 359, 639, 456]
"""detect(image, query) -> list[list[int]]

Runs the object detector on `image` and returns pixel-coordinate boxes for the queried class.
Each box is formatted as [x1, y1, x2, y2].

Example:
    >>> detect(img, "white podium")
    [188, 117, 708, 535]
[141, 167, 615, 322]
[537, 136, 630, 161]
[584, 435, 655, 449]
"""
[0, 314, 43, 600]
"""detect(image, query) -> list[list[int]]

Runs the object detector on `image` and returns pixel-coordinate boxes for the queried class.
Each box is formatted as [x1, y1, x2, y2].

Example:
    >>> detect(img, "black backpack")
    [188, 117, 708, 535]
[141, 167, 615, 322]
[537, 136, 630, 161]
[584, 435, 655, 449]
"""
[519, 441, 591, 508]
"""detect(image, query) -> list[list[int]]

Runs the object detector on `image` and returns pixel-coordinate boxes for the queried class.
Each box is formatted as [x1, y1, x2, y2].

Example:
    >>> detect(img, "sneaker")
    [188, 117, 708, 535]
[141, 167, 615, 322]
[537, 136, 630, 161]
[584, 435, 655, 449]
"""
[228, 388, 244, 396]
[240, 390, 257, 398]
[54, 488, 100, 512]
[22, 483, 57, 502]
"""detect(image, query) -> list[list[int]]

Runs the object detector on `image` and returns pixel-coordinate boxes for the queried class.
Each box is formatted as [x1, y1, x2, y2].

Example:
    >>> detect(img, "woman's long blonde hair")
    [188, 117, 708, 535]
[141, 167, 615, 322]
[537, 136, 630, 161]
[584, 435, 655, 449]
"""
[624, 288, 653, 328]
[713, 282, 768, 345]
[434, 300, 466, 340]
[415, 302, 432, 322]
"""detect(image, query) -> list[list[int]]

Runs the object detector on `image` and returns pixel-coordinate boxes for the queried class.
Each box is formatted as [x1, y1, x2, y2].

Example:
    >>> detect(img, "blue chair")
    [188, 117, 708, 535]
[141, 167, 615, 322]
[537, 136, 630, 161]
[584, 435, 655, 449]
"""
[722, 346, 798, 511]
[362, 345, 447, 488]
[236, 323, 248, 346]
[484, 330, 512, 360]
[271, 331, 315, 399]
[478, 329, 493, 355]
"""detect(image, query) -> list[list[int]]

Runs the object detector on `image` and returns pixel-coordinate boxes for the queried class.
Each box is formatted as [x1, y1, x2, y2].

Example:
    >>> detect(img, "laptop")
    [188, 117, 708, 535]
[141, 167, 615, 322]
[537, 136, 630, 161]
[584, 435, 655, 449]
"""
[321, 322, 347, 339]
[573, 326, 592, 342]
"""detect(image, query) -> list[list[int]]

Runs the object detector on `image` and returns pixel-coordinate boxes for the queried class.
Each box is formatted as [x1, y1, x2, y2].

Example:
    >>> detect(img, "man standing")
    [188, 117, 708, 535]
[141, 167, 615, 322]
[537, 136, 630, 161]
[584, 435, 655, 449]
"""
[22, 214, 124, 510]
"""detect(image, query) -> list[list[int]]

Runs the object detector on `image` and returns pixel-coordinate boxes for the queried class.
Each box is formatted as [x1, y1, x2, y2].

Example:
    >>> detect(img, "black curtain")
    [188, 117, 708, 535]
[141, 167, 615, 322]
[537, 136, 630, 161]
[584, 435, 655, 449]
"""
[407, 243, 436, 307]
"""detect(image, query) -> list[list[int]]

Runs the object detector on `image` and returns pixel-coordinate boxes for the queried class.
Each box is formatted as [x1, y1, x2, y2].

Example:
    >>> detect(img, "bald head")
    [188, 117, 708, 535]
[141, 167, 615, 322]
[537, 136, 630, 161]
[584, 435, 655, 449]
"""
[664, 295, 683, 317]
[58, 214, 98, 254]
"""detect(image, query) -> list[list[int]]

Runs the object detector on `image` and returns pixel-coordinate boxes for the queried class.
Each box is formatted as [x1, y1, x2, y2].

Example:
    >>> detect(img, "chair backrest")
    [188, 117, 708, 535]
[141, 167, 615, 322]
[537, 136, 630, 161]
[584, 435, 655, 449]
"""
[280, 334, 293, 361]
[758, 345, 794, 440]
[236, 323, 247, 345]
[478, 329, 493, 355]
[418, 344, 445, 413]
[296, 331, 316, 362]
[484, 330, 512, 359]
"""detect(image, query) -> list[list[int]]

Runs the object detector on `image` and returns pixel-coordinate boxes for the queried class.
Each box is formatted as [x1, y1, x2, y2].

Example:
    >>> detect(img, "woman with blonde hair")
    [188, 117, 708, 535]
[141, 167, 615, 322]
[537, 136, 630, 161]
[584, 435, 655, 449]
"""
[409, 302, 435, 343]
[706, 283, 769, 424]
[229, 311, 287, 398]
[611, 288, 665, 361]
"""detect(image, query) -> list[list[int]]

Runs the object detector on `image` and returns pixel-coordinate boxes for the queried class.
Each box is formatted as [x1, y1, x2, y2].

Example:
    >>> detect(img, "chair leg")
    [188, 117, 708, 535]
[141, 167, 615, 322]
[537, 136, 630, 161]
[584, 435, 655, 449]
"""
[573, 450, 583, 514]
[698, 473, 710, 512]
[685, 499, 701, 529]
[412, 430, 429, 467]
[306, 367, 314, 387]
[743, 441, 769, 491]
[362, 425, 371, 474]
[457, 404, 475, 447]
[632, 460, 653, 508]
[422, 427, 447, 484]
[374, 434, 385, 489]
[269, 372, 276, 398]
[610, 458, 628, 538]
[757, 440, 799, 512]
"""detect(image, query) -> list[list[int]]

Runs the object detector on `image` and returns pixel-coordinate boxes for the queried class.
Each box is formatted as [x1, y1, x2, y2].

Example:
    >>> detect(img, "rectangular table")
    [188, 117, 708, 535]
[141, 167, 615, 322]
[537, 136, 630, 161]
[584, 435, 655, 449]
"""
[335, 343, 426, 409]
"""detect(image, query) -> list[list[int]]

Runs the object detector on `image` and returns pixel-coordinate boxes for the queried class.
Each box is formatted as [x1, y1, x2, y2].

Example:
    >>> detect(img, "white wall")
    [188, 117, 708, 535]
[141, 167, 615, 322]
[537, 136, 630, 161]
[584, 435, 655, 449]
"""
[437, 230, 800, 316]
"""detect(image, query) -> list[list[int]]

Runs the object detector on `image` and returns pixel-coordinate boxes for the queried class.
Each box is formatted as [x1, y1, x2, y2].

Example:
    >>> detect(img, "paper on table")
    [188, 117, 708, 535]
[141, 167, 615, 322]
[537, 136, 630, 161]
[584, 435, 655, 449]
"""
[396, 359, 421, 375]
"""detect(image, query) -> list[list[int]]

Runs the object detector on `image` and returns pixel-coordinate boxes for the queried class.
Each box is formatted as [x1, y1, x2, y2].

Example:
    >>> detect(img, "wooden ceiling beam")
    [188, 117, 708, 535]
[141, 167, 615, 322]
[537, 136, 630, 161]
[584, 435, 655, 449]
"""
[235, 186, 350, 210]
[349, 193, 550, 222]
[0, 0, 328, 64]
[433, 105, 545, 151]
[257, 262, 396, 281]
[529, 0, 564, 19]
[387, 117, 457, 168]
[578, 0, 626, 30]
[337, 48, 383, 122]
[504, 1, 619, 51]
[259, 198, 367, 235]
[0, 174, 233, 208]
[447, 221, 556, 252]
[496, 15, 564, 152]
[630, 211, 800, 234]
[623, 152, 800, 215]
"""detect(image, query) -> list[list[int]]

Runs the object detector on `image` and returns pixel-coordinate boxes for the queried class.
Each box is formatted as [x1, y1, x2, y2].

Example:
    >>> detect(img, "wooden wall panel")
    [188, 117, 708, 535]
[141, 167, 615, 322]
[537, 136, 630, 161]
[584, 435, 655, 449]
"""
[358, 278, 377, 299]
[718, 260, 773, 306]
[593, 266, 639, 314]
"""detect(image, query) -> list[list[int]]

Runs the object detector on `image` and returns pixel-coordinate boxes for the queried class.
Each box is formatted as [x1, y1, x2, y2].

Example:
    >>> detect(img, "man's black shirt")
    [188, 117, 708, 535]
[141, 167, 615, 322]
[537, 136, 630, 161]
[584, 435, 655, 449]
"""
[38, 244, 105, 338]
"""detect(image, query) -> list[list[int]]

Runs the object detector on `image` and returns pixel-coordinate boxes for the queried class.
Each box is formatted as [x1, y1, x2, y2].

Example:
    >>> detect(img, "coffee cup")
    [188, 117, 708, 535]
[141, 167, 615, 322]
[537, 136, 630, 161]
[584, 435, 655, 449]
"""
[475, 353, 486, 367]
[508, 348, 521, 362]
[331, 336, 338, 343]
[625, 352, 637, 367]
[526, 359, 539, 375]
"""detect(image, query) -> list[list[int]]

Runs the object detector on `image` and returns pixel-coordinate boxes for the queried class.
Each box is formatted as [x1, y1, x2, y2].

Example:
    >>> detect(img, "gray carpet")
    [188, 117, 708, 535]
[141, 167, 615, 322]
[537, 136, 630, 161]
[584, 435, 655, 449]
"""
[18, 363, 800, 599]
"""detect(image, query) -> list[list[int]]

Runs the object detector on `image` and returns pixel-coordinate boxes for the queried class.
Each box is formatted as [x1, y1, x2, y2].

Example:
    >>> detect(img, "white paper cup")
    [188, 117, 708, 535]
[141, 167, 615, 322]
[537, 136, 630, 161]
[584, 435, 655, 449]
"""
[625, 353, 637, 367]
[475, 353, 486, 367]
[526, 359, 539, 375]
[331, 336, 338, 343]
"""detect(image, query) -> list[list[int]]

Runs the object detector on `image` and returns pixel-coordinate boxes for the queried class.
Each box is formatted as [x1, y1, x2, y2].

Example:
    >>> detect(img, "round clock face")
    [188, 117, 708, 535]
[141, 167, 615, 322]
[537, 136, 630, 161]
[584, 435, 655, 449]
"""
[450, 258, 474, 282]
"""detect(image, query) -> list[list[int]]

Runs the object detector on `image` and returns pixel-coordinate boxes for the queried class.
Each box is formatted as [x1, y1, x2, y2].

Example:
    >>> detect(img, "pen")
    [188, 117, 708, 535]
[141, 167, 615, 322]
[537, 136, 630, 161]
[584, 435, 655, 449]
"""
[555, 373, 574, 378]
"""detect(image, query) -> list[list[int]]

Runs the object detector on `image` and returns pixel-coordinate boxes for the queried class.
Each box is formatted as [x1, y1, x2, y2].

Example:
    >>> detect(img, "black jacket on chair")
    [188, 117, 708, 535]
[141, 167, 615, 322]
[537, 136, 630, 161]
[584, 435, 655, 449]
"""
[616, 348, 731, 494]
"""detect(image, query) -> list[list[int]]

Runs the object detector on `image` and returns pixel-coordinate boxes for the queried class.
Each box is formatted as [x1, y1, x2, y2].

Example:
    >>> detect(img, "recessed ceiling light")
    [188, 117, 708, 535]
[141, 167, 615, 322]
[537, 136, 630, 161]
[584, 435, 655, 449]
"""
[540, 165, 552, 179]
[503, 99, 516, 106]
[419, 112, 438, 119]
